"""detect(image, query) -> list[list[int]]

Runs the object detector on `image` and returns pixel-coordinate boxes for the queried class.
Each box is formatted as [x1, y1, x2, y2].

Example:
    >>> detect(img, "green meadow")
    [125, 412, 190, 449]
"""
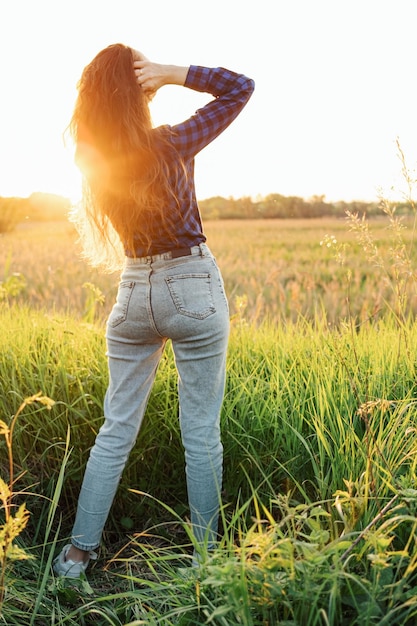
[1, 212, 417, 625]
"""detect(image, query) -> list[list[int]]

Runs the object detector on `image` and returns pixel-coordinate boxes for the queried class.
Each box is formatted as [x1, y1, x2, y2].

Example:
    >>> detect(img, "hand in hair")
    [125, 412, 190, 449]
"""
[133, 60, 188, 97]
[131, 48, 149, 63]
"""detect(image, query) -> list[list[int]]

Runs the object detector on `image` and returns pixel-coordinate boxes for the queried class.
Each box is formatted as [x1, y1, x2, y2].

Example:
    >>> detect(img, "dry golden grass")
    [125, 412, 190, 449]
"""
[1, 216, 417, 324]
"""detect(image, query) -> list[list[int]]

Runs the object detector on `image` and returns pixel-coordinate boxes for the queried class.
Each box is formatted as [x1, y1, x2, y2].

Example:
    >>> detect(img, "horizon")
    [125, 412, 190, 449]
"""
[3, 188, 408, 208]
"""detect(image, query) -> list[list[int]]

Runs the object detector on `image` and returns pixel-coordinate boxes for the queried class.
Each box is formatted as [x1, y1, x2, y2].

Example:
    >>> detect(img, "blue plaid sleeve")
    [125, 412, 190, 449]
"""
[168, 66, 255, 159]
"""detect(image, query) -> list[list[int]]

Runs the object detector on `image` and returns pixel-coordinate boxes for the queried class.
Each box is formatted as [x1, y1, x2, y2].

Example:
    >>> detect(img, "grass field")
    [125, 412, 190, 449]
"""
[1, 214, 417, 624]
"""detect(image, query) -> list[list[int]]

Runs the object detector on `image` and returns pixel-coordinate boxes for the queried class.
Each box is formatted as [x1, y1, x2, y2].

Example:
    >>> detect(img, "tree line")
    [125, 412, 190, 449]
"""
[198, 194, 413, 220]
[0, 192, 414, 233]
[0, 193, 71, 233]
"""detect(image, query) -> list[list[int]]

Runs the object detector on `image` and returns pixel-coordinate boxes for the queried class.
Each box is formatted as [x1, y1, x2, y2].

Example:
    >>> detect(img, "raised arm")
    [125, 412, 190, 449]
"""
[132, 50, 255, 159]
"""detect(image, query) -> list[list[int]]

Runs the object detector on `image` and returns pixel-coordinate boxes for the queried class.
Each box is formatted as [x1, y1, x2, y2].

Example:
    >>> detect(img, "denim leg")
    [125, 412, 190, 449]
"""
[71, 335, 165, 551]
[167, 259, 230, 550]
[173, 330, 228, 550]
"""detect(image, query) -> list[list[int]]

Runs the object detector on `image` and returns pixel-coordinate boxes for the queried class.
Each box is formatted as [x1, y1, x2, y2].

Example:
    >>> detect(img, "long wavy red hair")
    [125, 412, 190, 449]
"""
[69, 43, 179, 271]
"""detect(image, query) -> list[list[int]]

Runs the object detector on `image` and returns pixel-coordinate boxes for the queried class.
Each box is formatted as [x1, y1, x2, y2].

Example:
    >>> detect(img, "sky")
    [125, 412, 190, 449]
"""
[1, 0, 416, 204]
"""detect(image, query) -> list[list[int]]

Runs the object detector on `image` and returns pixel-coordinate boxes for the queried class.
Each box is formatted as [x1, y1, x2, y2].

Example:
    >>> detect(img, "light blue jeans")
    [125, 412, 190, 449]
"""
[71, 243, 229, 556]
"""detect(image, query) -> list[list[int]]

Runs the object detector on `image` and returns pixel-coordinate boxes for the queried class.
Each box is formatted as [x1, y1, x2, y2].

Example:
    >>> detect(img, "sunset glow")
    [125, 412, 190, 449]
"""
[1, 1, 417, 204]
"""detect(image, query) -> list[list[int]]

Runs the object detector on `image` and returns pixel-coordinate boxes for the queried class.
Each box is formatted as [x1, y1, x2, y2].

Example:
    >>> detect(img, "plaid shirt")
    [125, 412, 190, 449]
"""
[131, 66, 255, 256]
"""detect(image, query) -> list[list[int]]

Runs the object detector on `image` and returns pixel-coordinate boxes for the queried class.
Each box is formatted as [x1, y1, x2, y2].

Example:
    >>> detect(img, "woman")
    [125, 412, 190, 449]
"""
[53, 43, 254, 577]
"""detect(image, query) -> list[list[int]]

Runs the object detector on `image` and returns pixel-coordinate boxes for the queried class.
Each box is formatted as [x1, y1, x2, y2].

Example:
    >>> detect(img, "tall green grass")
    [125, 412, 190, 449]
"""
[1, 305, 417, 624]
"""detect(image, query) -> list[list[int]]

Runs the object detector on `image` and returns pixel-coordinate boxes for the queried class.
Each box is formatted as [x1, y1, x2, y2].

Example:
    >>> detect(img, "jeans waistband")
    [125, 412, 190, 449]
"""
[125, 244, 204, 265]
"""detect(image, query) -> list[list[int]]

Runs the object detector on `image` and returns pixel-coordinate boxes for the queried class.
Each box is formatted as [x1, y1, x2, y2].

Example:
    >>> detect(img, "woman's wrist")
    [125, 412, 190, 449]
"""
[163, 65, 189, 87]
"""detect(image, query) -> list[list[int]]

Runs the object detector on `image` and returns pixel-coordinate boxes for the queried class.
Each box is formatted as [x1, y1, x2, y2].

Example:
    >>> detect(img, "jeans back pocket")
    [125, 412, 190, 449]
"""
[165, 273, 215, 319]
[108, 281, 135, 327]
